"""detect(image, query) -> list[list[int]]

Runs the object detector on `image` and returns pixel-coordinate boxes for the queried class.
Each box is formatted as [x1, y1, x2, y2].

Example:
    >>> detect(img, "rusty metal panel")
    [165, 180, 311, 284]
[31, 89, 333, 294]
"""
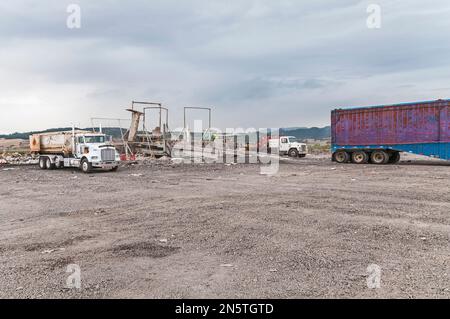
[30, 131, 75, 155]
[29, 134, 41, 152]
[332, 100, 450, 146]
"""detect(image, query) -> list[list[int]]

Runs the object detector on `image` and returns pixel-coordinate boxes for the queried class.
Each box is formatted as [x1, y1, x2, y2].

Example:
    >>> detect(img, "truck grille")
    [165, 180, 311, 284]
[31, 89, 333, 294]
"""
[101, 149, 115, 162]
[301, 145, 307, 152]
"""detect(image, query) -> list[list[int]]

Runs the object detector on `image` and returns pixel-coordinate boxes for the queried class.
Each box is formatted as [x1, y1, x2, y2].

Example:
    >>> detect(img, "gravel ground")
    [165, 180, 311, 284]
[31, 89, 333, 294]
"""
[0, 154, 449, 299]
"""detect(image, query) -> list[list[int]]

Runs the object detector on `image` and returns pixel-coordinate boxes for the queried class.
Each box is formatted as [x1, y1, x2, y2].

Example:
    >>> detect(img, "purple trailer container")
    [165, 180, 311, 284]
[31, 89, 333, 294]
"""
[331, 99, 450, 164]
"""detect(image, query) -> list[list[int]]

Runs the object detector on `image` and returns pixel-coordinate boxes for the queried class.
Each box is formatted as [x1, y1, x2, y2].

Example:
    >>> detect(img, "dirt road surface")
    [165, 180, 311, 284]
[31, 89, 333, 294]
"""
[0, 155, 449, 298]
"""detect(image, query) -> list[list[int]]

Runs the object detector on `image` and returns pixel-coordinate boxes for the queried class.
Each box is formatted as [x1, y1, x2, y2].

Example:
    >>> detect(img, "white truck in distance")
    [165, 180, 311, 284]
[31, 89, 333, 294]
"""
[30, 129, 120, 173]
[269, 136, 308, 158]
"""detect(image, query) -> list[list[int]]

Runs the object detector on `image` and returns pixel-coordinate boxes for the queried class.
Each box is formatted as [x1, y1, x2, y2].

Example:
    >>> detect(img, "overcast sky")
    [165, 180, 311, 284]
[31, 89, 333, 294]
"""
[1, 0, 450, 133]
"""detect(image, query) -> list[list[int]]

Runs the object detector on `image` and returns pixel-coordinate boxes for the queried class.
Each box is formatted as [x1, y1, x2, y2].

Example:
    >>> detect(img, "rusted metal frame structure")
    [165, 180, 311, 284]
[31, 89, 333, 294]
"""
[143, 105, 170, 156]
[183, 107, 211, 131]
[142, 106, 169, 134]
[131, 101, 171, 157]
[90, 117, 132, 158]
[131, 101, 167, 128]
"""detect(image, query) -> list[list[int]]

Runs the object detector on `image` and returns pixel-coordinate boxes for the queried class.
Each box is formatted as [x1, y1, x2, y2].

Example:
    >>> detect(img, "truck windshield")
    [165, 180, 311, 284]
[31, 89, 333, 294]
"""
[288, 137, 299, 143]
[84, 136, 105, 144]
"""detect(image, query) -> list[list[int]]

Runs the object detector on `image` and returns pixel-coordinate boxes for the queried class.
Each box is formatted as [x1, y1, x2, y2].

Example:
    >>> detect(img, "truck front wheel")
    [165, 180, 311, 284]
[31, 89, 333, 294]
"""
[80, 159, 92, 173]
[288, 148, 299, 158]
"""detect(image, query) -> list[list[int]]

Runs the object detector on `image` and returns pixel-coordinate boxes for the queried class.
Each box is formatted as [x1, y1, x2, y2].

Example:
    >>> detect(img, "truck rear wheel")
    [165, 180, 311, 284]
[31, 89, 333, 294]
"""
[333, 151, 350, 163]
[371, 150, 389, 164]
[55, 160, 63, 169]
[351, 151, 369, 164]
[80, 159, 92, 173]
[45, 157, 54, 170]
[39, 157, 47, 170]
[388, 152, 401, 164]
[288, 148, 299, 158]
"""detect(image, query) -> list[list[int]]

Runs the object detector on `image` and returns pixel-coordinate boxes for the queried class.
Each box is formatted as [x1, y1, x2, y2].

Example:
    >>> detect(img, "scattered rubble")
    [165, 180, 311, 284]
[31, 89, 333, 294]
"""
[0, 152, 37, 166]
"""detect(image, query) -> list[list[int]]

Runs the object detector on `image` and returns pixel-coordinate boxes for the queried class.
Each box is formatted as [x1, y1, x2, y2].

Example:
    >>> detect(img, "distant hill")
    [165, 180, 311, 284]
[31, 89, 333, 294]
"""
[280, 126, 330, 140]
[0, 126, 331, 141]
[281, 127, 308, 131]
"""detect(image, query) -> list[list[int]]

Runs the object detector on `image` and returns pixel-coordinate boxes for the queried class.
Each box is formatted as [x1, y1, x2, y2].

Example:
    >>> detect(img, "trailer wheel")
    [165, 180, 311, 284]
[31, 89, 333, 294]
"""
[351, 151, 369, 164]
[388, 152, 401, 164]
[371, 150, 389, 164]
[45, 157, 55, 170]
[39, 157, 47, 170]
[288, 148, 299, 158]
[333, 151, 350, 163]
[80, 159, 92, 173]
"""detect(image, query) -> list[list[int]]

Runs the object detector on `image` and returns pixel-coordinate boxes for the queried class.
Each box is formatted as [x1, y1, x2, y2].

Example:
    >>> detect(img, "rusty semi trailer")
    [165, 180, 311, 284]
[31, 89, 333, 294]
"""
[331, 99, 450, 164]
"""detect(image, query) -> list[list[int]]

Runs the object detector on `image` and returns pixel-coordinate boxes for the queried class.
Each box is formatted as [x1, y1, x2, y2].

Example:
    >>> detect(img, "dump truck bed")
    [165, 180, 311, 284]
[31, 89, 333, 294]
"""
[30, 130, 90, 156]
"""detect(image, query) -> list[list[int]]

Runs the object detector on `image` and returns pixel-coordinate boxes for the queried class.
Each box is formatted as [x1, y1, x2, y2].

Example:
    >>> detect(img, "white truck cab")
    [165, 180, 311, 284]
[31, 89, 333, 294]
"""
[269, 136, 308, 158]
[74, 134, 120, 172]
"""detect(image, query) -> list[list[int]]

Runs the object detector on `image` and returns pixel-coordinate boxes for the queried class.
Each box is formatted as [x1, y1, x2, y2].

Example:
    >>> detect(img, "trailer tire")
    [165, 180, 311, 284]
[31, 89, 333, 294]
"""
[388, 152, 401, 164]
[333, 151, 350, 163]
[288, 148, 299, 158]
[80, 159, 92, 173]
[371, 150, 390, 164]
[39, 157, 47, 170]
[351, 151, 369, 164]
[45, 157, 55, 170]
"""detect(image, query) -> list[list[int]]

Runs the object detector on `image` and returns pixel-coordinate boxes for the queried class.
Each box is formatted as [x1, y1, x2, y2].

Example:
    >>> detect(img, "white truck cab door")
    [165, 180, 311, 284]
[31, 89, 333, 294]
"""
[280, 137, 289, 152]
[77, 136, 85, 156]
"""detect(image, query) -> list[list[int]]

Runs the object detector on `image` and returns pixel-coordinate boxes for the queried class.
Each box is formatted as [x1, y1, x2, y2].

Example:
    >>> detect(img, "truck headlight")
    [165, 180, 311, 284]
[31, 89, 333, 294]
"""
[91, 156, 99, 160]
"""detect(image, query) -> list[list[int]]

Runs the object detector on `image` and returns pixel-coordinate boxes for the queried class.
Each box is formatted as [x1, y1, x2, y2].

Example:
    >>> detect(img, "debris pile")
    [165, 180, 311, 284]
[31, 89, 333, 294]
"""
[0, 152, 37, 165]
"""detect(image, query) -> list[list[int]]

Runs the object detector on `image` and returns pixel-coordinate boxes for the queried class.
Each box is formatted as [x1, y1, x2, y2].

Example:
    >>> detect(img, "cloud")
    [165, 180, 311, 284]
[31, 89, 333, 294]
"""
[1, 0, 450, 133]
